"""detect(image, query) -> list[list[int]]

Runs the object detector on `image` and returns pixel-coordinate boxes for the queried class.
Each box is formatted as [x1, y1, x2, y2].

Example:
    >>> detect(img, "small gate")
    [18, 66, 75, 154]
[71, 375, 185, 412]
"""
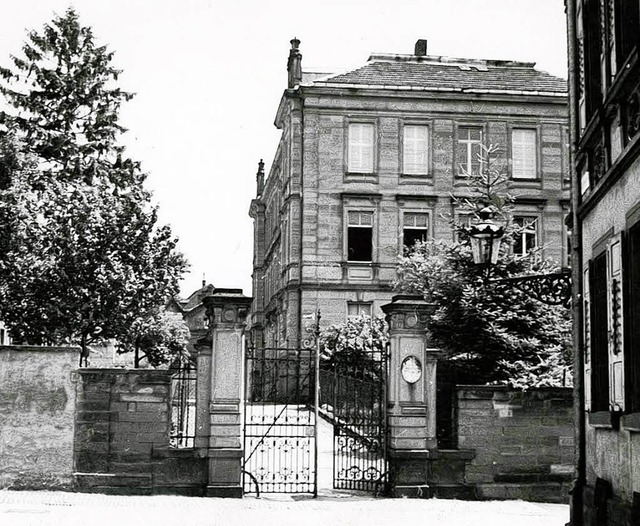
[320, 344, 388, 493]
[243, 347, 317, 495]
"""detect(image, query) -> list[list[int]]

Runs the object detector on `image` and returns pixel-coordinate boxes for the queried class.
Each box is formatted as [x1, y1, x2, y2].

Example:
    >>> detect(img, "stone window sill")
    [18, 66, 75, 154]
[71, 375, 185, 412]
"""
[344, 172, 378, 184]
[621, 412, 640, 432]
[399, 174, 433, 185]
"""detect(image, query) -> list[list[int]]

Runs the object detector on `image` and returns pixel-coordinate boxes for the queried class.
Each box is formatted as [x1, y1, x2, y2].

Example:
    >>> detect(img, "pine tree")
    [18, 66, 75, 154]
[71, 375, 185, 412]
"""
[0, 9, 188, 363]
[0, 8, 137, 188]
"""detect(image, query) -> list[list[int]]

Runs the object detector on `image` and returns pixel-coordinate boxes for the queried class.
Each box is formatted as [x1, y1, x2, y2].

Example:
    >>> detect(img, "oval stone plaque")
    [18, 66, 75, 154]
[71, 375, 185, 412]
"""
[401, 355, 422, 384]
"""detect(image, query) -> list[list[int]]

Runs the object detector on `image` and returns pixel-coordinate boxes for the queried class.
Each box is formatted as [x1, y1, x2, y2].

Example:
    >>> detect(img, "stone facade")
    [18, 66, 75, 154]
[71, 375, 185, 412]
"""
[250, 39, 570, 347]
[457, 386, 574, 503]
[0, 346, 78, 490]
[567, 2, 640, 524]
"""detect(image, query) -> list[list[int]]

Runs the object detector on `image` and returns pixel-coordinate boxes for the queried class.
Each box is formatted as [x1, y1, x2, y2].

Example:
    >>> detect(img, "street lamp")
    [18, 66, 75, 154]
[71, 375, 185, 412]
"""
[466, 207, 572, 307]
[466, 205, 505, 269]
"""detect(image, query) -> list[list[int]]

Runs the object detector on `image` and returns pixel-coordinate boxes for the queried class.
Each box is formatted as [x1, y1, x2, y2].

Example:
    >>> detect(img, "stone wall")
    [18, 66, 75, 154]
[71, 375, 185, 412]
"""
[456, 386, 574, 503]
[0, 345, 79, 490]
[74, 369, 207, 495]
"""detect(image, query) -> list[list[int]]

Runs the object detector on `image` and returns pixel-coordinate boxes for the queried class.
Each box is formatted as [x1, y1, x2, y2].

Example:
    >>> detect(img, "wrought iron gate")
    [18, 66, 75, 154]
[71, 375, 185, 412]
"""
[243, 347, 317, 495]
[320, 343, 388, 493]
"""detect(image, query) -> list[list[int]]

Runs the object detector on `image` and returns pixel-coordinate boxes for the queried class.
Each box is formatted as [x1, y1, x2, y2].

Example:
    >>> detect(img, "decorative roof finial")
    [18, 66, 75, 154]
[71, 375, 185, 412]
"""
[287, 37, 302, 89]
[256, 159, 265, 197]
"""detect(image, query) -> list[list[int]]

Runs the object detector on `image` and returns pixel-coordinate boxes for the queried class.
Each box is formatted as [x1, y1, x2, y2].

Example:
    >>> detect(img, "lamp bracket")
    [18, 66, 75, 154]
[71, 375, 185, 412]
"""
[488, 268, 572, 308]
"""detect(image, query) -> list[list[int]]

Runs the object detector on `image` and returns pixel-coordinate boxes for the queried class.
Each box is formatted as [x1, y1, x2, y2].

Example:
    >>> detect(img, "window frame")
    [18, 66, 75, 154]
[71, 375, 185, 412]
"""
[401, 123, 430, 177]
[455, 125, 485, 177]
[401, 210, 431, 253]
[512, 215, 540, 257]
[346, 121, 377, 175]
[347, 302, 373, 320]
[510, 128, 539, 180]
[345, 209, 375, 263]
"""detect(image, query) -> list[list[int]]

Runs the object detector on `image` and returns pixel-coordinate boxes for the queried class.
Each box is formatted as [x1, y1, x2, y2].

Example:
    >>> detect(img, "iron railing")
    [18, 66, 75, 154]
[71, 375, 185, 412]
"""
[169, 361, 197, 448]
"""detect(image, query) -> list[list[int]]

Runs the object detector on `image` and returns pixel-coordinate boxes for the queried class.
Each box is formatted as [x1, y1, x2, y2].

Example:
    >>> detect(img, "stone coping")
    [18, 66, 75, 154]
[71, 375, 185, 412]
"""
[0, 345, 80, 353]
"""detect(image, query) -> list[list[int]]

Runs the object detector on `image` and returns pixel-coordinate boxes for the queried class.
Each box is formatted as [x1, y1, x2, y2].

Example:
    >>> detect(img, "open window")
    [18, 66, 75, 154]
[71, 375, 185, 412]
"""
[347, 211, 373, 262]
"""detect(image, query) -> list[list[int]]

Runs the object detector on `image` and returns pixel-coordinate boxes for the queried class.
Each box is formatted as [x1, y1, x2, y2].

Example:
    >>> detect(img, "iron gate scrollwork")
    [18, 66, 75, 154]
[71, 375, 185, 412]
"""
[320, 342, 388, 493]
[243, 347, 317, 495]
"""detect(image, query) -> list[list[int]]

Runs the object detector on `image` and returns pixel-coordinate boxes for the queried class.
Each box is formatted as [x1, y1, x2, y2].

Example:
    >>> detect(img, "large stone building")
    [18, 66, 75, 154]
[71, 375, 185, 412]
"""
[567, 1, 640, 525]
[249, 39, 569, 347]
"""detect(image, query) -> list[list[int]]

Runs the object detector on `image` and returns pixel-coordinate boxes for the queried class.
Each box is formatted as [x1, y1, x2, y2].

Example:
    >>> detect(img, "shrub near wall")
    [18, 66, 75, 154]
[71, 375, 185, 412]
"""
[456, 386, 574, 503]
[0, 346, 79, 490]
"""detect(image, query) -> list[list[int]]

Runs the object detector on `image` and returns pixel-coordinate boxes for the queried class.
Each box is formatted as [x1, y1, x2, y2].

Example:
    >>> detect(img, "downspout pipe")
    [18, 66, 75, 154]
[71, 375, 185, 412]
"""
[565, 1, 586, 525]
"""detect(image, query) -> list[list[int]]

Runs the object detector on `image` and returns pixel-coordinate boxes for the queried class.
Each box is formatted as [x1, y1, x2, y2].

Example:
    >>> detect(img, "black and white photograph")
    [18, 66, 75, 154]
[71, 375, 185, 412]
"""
[0, 1, 638, 525]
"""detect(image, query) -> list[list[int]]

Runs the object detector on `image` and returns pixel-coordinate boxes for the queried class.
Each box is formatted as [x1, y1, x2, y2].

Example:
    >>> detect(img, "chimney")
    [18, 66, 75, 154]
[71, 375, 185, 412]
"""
[256, 159, 265, 197]
[287, 37, 302, 88]
[415, 39, 428, 57]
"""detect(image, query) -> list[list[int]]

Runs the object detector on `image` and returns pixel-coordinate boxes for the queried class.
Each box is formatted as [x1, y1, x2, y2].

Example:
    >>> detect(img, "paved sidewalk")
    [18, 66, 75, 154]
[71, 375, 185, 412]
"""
[0, 490, 569, 526]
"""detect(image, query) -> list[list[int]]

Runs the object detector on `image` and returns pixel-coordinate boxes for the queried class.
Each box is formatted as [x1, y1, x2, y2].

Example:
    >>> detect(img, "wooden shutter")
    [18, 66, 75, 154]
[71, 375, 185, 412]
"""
[607, 232, 625, 410]
[584, 265, 592, 410]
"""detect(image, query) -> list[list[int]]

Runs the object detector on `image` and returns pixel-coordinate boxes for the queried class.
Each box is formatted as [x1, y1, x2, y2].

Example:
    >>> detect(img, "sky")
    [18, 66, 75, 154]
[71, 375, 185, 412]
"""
[0, 0, 568, 298]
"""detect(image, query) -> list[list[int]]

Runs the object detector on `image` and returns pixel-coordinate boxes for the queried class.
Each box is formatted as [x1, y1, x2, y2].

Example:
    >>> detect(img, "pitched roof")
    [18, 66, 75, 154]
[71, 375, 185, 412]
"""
[308, 54, 567, 96]
[171, 283, 215, 313]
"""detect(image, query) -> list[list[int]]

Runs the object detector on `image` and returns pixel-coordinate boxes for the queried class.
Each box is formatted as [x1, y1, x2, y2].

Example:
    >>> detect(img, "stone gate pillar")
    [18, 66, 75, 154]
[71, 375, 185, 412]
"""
[195, 288, 252, 498]
[382, 294, 474, 498]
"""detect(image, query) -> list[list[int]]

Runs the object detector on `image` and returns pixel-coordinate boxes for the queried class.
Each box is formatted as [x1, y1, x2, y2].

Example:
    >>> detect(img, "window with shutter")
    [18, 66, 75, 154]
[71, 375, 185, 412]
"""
[607, 233, 625, 410]
[584, 267, 592, 410]
[403, 125, 429, 175]
[348, 123, 375, 173]
[512, 129, 537, 179]
[590, 252, 610, 412]
[577, 2, 587, 130]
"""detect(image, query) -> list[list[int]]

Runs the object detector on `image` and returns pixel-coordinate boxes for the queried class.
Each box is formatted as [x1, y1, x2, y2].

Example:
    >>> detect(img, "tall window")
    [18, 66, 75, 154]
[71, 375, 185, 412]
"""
[590, 253, 610, 411]
[403, 213, 429, 250]
[512, 129, 537, 179]
[347, 211, 373, 262]
[513, 216, 538, 256]
[348, 123, 374, 173]
[403, 125, 429, 175]
[347, 302, 372, 320]
[457, 126, 483, 176]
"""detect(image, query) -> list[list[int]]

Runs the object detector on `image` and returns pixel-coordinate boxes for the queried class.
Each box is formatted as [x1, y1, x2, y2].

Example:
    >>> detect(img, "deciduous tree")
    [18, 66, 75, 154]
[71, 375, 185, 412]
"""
[0, 10, 188, 363]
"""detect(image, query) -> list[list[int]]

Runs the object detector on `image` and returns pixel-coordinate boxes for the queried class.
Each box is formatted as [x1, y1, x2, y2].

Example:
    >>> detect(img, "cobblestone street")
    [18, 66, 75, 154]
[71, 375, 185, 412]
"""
[0, 490, 569, 526]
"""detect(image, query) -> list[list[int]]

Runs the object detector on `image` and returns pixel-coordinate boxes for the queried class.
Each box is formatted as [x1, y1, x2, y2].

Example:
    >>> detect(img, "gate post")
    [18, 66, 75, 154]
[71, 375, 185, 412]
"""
[196, 288, 252, 498]
[382, 294, 473, 498]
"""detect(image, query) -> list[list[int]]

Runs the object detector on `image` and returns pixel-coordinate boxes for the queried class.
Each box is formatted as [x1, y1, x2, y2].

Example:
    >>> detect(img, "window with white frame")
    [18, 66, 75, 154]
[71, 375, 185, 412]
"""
[403, 125, 429, 175]
[513, 216, 538, 256]
[403, 212, 429, 250]
[512, 129, 537, 179]
[347, 211, 373, 262]
[348, 123, 375, 173]
[457, 126, 483, 176]
[347, 302, 372, 320]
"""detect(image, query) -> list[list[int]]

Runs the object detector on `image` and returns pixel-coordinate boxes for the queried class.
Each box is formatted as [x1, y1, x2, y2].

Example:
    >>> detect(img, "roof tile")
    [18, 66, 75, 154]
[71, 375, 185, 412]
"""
[314, 58, 566, 94]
